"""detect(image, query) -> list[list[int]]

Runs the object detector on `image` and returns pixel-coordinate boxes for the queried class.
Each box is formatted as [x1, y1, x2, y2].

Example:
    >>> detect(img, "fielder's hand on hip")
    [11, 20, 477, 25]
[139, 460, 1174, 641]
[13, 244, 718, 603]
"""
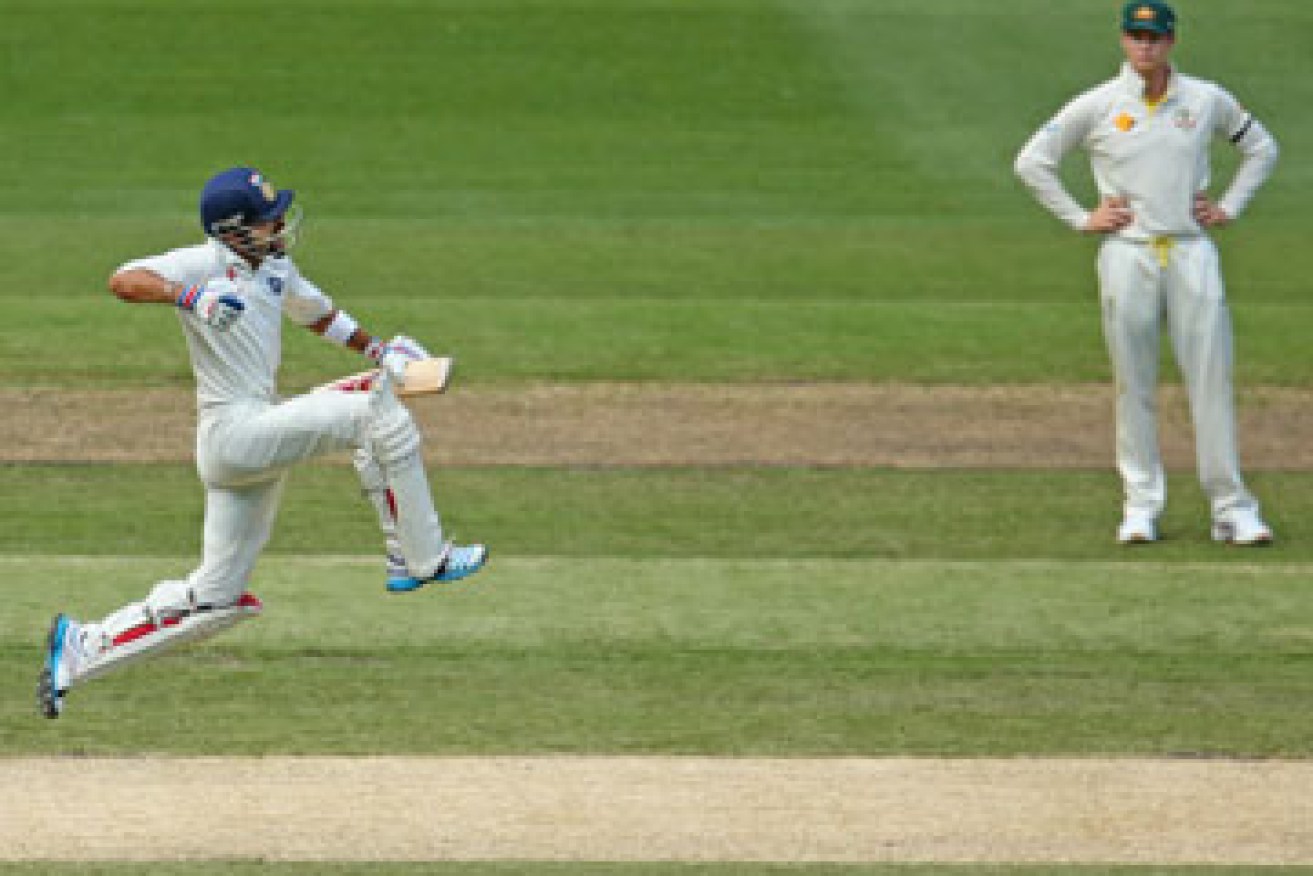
[369, 334, 432, 381]
[175, 279, 246, 331]
[1193, 192, 1231, 228]
[1084, 195, 1134, 234]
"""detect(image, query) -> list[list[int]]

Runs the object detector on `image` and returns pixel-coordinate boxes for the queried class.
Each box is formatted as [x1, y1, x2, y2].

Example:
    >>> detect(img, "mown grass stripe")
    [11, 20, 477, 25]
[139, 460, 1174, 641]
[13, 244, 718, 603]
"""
[5, 555, 1313, 576]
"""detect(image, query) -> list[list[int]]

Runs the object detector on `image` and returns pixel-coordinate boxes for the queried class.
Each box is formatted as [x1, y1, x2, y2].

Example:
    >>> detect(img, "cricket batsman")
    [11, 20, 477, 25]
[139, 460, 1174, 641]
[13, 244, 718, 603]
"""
[1014, 1, 1279, 545]
[39, 167, 488, 718]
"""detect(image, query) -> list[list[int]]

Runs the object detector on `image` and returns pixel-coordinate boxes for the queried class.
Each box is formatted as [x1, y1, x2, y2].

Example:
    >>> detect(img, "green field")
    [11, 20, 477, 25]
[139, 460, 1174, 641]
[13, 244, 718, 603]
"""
[3, 0, 1312, 872]
[3, 0, 1312, 387]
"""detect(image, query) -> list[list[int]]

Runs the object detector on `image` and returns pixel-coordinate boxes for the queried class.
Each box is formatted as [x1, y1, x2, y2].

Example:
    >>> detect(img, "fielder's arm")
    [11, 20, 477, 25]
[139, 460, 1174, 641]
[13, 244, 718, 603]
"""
[1213, 90, 1279, 222]
[1014, 91, 1103, 232]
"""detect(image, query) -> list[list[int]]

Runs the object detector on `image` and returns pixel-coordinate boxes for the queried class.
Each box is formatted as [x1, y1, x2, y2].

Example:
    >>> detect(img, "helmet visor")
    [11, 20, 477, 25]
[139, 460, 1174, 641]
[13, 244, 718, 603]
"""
[269, 203, 303, 254]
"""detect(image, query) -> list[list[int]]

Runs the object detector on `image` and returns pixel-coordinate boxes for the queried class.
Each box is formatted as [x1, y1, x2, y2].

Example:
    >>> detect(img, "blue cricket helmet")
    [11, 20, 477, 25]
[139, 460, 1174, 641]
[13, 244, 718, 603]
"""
[199, 167, 295, 236]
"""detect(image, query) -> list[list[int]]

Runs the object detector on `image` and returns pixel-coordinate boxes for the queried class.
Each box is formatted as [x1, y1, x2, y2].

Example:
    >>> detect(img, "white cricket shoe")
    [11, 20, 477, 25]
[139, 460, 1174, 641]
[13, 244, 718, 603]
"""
[1211, 509, 1273, 546]
[1117, 513, 1158, 545]
[38, 614, 84, 719]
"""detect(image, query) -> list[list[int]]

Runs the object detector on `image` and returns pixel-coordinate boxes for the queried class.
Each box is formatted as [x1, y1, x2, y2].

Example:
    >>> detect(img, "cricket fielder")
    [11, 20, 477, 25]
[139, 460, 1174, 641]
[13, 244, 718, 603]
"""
[39, 167, 488, 718]
[1014, 1, 1278, 545]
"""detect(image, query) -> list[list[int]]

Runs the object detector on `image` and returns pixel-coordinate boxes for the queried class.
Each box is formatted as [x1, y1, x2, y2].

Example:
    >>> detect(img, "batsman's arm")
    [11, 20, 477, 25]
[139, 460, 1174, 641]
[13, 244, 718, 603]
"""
[108, 269, 182, 304]
[307, 309, 383, 357]
[307, 311, 444, 391]
[110, 269, 246, 330]
[306, 310, 431, 367]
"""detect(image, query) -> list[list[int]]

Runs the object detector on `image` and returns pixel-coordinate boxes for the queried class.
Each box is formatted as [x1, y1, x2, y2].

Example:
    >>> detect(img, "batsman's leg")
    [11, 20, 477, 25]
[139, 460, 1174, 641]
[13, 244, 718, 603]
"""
[208, 385, 485, 591]
[364, 376, 486, 591]
[39, 478, 283, 717]
[353, 447, 411, 589]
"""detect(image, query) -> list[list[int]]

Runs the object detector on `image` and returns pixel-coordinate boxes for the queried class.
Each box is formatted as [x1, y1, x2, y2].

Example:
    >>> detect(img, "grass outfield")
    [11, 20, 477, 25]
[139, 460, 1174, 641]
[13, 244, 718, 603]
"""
[5, 462, 1312, 758]
[7, 464, 1310, 757]
[1, 0, 1311, 388]
[13, 293, 1313, 387]
[5, 554, 1312, 756]
[3, 464, 1312, 562]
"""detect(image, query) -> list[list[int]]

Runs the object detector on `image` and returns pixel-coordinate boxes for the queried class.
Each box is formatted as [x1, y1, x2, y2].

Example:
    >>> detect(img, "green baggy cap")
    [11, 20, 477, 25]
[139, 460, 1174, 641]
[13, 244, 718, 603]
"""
[1122, 1, 1176, 35]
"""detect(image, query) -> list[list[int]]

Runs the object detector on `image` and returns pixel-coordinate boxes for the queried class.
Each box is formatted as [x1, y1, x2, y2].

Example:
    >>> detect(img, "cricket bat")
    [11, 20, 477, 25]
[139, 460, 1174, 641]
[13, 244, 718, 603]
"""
[319, 356, 454, 398]
[395, 356, 453, 397]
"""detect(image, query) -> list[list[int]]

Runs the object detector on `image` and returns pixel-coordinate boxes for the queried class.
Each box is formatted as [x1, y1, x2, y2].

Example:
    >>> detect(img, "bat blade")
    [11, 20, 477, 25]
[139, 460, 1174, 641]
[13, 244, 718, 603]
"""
[317, 356, 454, 398]
[397, 356, 453, 397]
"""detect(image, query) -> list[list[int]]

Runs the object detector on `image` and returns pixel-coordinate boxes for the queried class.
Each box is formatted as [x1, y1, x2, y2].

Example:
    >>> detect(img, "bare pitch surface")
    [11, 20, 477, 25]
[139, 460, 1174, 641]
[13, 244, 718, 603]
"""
[6, 383, 1313, 469]
[3, 757, 1311, 864]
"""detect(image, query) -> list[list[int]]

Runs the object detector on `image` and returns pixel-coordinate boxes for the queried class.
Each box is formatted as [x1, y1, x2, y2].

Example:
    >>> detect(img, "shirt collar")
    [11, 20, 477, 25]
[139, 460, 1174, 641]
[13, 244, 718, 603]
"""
[1118, 62, 1179, 101]
[206, 237, 258, 276]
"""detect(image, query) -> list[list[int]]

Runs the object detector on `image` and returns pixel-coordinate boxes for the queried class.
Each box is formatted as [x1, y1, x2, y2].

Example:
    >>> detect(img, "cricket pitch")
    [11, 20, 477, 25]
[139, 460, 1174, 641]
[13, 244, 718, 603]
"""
[2, 756, 1310, 864]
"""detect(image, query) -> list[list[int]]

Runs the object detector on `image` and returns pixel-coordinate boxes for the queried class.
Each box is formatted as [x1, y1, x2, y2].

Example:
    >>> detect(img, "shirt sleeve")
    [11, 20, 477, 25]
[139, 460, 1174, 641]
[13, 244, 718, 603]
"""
[1014, 91, 1101, 231]
[116, 245, 221, 287]
[280, 261, 336, 326]
[1212, 86, 1279, 220]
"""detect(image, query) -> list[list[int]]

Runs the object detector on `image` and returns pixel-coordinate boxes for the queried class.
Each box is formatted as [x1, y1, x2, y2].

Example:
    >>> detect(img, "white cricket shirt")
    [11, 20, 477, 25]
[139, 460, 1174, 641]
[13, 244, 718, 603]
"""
[119, 240, 334, 408]
[1015, 63, 1278, 239]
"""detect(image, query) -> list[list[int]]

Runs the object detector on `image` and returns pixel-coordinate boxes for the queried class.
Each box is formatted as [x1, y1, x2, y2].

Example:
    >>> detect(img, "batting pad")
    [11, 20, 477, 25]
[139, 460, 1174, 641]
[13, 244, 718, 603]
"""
[76, 593, 263, 684]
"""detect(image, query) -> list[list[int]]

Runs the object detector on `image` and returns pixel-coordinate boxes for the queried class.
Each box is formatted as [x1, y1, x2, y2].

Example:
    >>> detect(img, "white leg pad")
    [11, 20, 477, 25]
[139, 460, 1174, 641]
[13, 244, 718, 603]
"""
[383, 450, 448, 579]
[353, 447, 398, 540]
[75, 585, 263, 685]
[367, 376, 422, 464]
[365, 378, 447, 578]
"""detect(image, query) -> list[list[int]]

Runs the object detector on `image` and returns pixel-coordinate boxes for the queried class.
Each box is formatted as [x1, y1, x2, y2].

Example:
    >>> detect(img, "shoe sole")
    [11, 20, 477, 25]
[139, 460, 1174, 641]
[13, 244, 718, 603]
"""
[1117, 526, 1157, 545]
[1213, 535, 1274, 546]
[38, 614, 68, 719]
[386, 575, 426, 594]
[1211, 525, 1274, 547]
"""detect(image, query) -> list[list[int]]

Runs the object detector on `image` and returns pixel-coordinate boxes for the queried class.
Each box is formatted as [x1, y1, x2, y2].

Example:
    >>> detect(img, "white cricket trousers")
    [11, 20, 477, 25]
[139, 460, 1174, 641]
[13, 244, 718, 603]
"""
[1097, 235, 1257, 519]
[80, 381, 447, 669]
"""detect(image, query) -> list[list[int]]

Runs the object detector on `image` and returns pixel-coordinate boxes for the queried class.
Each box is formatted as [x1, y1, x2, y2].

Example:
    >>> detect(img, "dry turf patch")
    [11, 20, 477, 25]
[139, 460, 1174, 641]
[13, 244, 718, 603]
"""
[6, 382, 1313, 468]
[2, 756, 1310, 864]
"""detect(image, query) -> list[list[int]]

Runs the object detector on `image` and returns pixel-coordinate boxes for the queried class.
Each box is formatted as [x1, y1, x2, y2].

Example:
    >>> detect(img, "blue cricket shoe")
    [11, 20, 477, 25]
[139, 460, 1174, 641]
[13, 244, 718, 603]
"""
[388, 543, 489, 593]
[38, 614, 82, 719]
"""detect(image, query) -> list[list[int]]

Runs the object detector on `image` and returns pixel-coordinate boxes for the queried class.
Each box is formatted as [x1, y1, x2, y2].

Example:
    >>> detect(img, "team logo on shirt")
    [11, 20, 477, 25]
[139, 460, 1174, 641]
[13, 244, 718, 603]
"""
[267, 276, 284, 297]
[1172, 108, 1197, 130]
[1114, 112, 1136, 132]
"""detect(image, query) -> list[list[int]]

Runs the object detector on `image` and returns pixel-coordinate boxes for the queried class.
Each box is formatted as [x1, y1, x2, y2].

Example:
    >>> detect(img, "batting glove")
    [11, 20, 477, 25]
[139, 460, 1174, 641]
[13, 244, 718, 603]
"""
[370, 334, 431, 382]
[176, 280, 246, 331]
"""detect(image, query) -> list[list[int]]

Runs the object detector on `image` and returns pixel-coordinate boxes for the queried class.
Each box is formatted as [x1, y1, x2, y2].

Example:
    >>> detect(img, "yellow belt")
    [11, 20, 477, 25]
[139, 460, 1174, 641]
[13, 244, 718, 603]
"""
[1150, 236, 1174, 267]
